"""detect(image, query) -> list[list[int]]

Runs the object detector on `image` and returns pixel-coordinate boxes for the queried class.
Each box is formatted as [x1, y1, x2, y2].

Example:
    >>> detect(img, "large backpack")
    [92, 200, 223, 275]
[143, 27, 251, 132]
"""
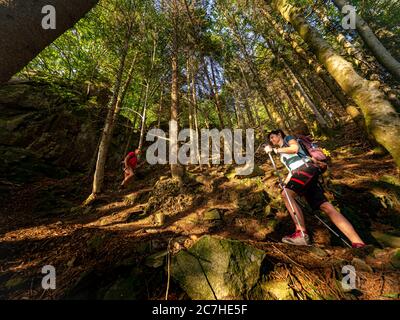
[296, 135, 328, 173]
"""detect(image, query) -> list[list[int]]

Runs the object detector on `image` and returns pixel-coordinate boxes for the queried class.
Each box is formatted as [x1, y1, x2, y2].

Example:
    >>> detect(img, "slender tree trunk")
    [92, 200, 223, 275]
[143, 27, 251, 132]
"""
[199, 79, 213, 129]
[170, 0, 183, 179]
[235, 91, 247, 128]
[191, 74, 202, 168]
[157, 85, 164, 129]
[242, 93, 256, 127]
[86, 26, 132, 201]
[232, 96, 241, 128]
[251, 100, 262, 127]
[138, 81, 150, 151]
[113, 54, 137, 125]
[332, 0, 400, 81]
[203, 58, 225, 127]
[124, 85, 144, 156]
[269, 0, 400, 167]
[187, 56, 194, 133]
[210, 58, 232, 128]
[138, 37, 157, 151]
[171, 53, 180, 178]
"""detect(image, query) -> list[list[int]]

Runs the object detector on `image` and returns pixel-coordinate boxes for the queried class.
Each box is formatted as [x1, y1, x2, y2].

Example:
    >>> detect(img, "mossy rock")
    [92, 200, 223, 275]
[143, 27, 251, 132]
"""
[203, 208, 221, 221]
[260, 280, 295, 300]
[171, 235, 266, 300]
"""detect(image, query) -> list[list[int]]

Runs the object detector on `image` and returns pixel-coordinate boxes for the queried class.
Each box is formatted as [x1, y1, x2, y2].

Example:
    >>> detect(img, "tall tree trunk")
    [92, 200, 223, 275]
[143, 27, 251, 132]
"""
[269, 0, 400, 167]
[332, 0, 400, 81]
[112, 54, 137, 125]
[242, 92, 256, 127]
[157, 85, 164, 129]
[124, 85, 144, 156]
[0, 0, 99, 83]
[138, 37, 157, 151]
[251, 99, 262, 127]
[190, 66, 202, 168]
[232, 95, 242, 128]
[187, 56, 194, 133]
[170, 0, 183, 179]
[210, 58, 232, 128]
[112, 55, 136, 162]
[86, 27, 131, 201]
[203, 58, 225, 127]
[138, 81, 150, 151]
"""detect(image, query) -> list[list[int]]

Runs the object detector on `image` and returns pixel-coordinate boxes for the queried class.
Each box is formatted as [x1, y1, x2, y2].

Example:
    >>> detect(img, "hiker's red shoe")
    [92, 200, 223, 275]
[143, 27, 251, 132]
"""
[282, 230, 310, 246]
[352, 243, 366, 248]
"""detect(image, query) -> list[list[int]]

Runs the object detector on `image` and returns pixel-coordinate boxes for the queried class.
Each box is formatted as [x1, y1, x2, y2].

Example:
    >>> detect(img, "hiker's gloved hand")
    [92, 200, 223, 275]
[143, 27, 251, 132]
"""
[264, 145, 273, 153]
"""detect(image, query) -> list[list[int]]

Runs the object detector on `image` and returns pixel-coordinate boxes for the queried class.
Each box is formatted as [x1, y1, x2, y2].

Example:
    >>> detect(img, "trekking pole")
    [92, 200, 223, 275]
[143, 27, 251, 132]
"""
[312, 214, 352, 248]
[267, 151, 306, 240]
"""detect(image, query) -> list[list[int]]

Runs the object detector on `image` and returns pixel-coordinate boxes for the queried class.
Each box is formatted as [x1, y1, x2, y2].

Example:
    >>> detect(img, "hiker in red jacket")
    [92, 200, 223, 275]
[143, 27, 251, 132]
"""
[120, 149, 141, 188]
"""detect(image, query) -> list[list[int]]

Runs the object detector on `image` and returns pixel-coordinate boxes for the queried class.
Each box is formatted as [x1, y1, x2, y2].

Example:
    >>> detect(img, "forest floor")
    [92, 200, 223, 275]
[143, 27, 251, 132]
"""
[1, 122, 400, 300]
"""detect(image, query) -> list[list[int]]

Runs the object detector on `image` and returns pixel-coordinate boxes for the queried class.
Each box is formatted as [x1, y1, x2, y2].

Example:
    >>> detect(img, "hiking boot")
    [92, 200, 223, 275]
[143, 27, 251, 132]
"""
[282, 230, 310, 246]
[351, 244, 374, 258]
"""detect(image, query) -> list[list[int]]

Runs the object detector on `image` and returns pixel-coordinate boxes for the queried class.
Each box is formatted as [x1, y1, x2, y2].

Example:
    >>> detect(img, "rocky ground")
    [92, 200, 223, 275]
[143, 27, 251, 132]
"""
[1, 128, 400, 300]
[0, 82, 399, 300]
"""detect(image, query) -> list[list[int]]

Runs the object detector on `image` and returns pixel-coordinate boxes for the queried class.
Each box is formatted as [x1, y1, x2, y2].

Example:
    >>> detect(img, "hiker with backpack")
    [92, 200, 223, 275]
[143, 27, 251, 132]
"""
[265, 129, 365, 248]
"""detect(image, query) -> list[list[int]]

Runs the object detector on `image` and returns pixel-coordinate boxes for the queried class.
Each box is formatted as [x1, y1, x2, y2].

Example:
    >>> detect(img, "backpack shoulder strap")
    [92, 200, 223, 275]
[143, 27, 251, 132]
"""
[282, 135, 292, 147]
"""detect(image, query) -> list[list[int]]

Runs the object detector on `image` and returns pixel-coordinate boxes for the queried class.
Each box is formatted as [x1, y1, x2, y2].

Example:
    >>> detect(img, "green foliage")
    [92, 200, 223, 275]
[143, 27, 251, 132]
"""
[15, 0, 400, 135]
